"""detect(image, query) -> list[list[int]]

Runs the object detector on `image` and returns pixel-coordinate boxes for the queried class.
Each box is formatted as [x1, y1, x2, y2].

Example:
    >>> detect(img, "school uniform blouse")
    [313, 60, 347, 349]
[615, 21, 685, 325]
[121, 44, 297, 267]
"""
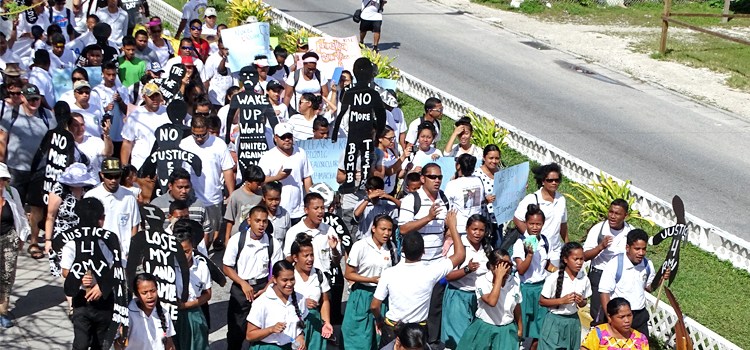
[374, 259, 454, 323]
[511, 233, 550, 284]
[294, 267, 331, 303]
[409, 147, 442, 169]
[125, 299, 176, 350]
[284, 221, 342, 273]
[346, 237, 393, 287]
[246, 288, 309, 345]
[474, 273, 522, 326]
[175, 257, 212, 302]
[540, 270, 592, 315]
[447, 236, 489, 291]
[222, 232, 283, 281]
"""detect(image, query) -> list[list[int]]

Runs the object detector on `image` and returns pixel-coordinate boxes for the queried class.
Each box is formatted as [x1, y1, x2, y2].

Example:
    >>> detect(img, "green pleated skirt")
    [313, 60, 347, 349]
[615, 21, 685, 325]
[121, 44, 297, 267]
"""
[456, 319, 520, 350]
[250, 343, 292, 350]
[342, 284, 385, 350]
[538, 312, 581, 350]
[520, 281, 547, 339]
[440, 284, 477, 349]
[304, 309, 325, 350]
[175, 307, 209, 350]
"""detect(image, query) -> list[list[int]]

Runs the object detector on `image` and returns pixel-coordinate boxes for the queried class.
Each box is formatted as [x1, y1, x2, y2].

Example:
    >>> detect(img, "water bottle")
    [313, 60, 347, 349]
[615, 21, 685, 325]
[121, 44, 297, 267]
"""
[291, 340, 300, 350]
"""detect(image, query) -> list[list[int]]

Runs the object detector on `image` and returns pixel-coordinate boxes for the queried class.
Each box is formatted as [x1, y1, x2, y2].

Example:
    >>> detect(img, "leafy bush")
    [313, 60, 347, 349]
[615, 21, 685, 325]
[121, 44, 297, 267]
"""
[227, 0, 272, 27]
[468, 110, 508, 149]
[565, 173, 654, 231]
[360, 46, 401, 80]
[281, 28, 319, 55]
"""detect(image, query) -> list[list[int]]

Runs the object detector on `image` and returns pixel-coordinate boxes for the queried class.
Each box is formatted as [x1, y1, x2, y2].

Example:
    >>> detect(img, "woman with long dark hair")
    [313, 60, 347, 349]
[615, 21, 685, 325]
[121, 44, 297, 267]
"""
[291, 233, 333, 350]
[472, 144, 503, 247]
[123, 272, 176, 349]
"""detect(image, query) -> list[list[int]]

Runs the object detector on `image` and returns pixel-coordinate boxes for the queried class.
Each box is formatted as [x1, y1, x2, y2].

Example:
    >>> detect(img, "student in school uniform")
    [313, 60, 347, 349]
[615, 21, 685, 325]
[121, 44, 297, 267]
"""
[123, 273, 177, 350]
[598, 229, 665, 338]
[371, 210, 466, 347]
[223, 205, 285, 350]
[283, 193, 342, 279]
[456, 249, 522, 350]
[290, 233, 334, 350]
[173, 230, 212, 350]
[246, 260, 308, 350]
[263, 181, 291, 250]
[342, 214, 398, 349]
[353, 177, 399, 241]
[441, 214, 492, 349]
[538, 242, 591, 350]
[512, 204, 554, 350]
[583, 199, 633, 325]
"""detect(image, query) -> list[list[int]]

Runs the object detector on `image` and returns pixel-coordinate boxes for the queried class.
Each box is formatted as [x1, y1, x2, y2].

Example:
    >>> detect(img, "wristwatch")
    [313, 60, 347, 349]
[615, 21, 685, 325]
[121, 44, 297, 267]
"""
[463, 266, 471, 274]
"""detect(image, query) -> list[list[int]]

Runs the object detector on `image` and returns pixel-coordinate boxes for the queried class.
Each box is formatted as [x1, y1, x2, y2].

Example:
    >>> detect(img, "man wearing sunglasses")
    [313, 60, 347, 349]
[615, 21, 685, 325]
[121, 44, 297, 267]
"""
[162, 38, 206, 81]
[70, 80, 105, 138]
[84, 157, 140, 263]
[121, 82, 169, 169]
[176, 0, 207, 39]
[188, 19, 210, 62]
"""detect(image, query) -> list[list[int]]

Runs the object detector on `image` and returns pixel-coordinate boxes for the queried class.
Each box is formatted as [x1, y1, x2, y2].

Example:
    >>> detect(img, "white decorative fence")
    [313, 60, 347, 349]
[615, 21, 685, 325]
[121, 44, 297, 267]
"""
[148, 1, 744, 348]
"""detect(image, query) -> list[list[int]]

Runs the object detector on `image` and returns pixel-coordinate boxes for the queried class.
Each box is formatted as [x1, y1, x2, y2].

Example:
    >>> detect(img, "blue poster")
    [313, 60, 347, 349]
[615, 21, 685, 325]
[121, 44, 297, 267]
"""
[374, 78, 397, 91]
[433, 157, 456, 191]
[297, 139, 347, 190]
[493, 162, 530, 224]
[220, 22, 278, 73]
[52, 67, 103, 100]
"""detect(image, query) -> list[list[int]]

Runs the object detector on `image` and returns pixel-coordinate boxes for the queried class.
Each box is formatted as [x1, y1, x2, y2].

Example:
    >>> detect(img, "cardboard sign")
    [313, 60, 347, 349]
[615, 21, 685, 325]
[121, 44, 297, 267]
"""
[128, 205, 190, 322]
[297, 139, 347, 191]
[493, 162, 530, 224]
[160, 64, 185, 103]
[650, 195, 688, 290]
[52, 67, 103, 100]
[308, 36, 361, 79]
[221, 23, 277, 73]
[141, 123, 203, 198]
[50, 226, 128, 349]
[37, 127, 76, 205]
[232, 88, 274, 173]
[321, 212, 352, 254]
[373, 78, 397, 91]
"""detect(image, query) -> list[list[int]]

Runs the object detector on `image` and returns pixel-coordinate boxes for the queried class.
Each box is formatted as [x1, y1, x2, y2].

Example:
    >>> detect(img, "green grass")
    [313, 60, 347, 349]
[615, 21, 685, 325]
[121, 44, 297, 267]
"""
[398, 92, 750, 348]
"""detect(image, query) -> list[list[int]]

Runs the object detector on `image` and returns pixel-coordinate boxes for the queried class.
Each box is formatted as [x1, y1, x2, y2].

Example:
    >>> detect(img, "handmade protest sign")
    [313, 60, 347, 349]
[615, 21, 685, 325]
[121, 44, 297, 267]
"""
[322, 212, 353, 255]
[493, 162, 530, 224]
[649, 195, 688, 290]
[52, 67, 103, 100]
[372, 83, 398, 109]
[297, 139, 347, 191]
[220, 22, 277, 73]
[160, 64, 185, 104]
[141, 123, 203, 197]
[332, 58, 387, 194]
[373, 78, 397, 92]
[50, 226, 128, 349]
[308, 36, 361, 78]
[128, 204, 190, 321]
[34, 126, 75, 205]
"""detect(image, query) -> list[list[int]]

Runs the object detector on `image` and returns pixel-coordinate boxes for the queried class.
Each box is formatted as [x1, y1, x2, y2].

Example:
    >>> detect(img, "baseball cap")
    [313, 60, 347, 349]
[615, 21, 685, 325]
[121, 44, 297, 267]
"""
[22, 84, 41, 98]
[204, 7, 217, 17]
[0, 162, 10, 180]
[266, 80, 283, 91]
[100, 157, 122, 174]
[274, 123, 294, 137]
[253, 58, 269, 67]
[143, 82, 161, 97]
[182, 56, 194, 66]
[150, 61, 164, 72]
[73, 80, 91, 91]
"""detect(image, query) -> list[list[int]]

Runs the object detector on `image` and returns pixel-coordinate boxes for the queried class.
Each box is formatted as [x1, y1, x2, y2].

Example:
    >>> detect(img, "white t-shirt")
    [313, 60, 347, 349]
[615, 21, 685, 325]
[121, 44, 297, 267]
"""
[84, 185, 140, 261]
[148, 39, 173, 67]
[179, 135, 236, 205]
[222, 230, 283, 281]
[541, 270, 592, 315]
[50, 49, 77, 70]
[405, 117, 441, 146]
[447, 235, 489, 291]
[121, 105, 170, 169]
[284, 70, 328, 110]
[93, 83, 131, 142]
[77, 135, 106, 176]
[346, 237, 394, 287]
[374, 259, 453, 323]
[513, 189, 568, 263]
[386, 107, 407, 137]
[162, 55, 206, 82]
[180, 0, 208, 37]
[361, 0, 384, 21]
[49, 6, 76, 42]
[583, 221, 633, 271]
[380, 147, 399, 194]
[444, 176, 485, 234]
[409, 148, 442, 169]
[71, 102, 105, 138]
[28, 67, 55, 108]
[475, 273, 522, 326]
[17, 12, 51, 38]
[258, 146, 313, 218]
[446, 144, 483, 159]
[511, 233, 550, 284]
[294, 267, 331, 304]
[204, 52, 236, 106]
[246, 289, 308, 346]
[94, 8, 129, 45]
[125, 299, 176, 350]
[284, 221, 341, 272]
[288, 114, 315, 141]
[397, 189, 447, 262]
[598, 254, 655, 311]
[175, 256, 212, 302]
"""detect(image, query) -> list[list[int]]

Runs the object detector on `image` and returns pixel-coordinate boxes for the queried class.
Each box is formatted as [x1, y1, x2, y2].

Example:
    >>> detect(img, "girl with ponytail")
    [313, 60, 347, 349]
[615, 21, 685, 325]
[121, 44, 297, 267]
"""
[440, 214, 492, 348]
[246, 260, 308, 350]
[457, 249, 522, 350]
[538, 242, 590, 350]
[291, 233, 334, 350]
[124, 272, 176, 350]
[341, 214, 397, 350]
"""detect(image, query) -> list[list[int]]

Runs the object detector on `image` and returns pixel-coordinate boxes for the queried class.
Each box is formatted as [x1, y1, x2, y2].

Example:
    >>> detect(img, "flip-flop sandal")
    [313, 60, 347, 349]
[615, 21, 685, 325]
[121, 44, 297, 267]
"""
[27, 245, 44, 259]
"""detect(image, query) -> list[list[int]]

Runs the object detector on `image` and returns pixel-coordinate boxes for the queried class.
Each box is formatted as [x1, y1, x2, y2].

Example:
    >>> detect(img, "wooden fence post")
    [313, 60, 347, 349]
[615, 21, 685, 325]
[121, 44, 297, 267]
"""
[722, 0, 731, 23]
[659, 0, 673, 55]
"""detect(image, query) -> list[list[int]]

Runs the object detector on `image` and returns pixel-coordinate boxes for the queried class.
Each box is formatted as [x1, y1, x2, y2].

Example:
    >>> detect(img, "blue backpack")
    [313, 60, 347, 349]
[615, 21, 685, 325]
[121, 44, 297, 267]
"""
[615, 253, 651, 285]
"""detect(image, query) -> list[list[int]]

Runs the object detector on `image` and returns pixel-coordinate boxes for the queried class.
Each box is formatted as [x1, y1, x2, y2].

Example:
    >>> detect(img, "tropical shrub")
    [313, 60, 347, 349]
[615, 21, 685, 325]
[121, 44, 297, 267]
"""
[280, 28, 319, 54]
[227, 0, 272, 27]
[360, 46, 401, 80]
[468, 110, 508, 149]
[565, 173, 654, 230]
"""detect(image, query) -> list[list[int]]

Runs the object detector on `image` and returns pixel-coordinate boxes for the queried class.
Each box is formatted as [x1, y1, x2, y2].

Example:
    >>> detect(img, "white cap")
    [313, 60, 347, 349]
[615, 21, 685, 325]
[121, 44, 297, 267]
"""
[274, 123, 294, 137]
[0, 162, 10, 179]
[204, 7, 217, 17]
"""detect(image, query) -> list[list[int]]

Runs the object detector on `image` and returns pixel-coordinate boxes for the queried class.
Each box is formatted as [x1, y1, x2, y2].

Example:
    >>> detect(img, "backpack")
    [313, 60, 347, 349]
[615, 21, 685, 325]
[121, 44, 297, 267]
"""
[614, 253, 651, 286]
[289, 68, 322, 114]
[49, 7, 74, 34]
[410, 190, 449, 219]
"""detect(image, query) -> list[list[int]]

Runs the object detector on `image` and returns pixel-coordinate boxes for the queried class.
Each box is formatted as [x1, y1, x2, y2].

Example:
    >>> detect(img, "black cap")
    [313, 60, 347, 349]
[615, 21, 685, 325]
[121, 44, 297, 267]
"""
[100, 157, 123, 174]
[266, 80, 283, 91]
[21, 84, 41, 98]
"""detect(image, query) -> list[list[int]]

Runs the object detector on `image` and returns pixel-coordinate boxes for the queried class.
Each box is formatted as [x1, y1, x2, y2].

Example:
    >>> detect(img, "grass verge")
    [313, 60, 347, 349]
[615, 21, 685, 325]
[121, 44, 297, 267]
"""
[399, 92, 750, 348]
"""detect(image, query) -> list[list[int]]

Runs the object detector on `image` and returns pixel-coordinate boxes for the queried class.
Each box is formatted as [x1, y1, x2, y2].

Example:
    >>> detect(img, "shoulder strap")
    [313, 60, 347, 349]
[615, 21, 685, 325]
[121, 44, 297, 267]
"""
[539, 234, 549, 254]
[615, 254, 624, 284]
[595, 325, 603, 339]
[234, 230, 247, 270]
[49, 7, 53, 22]
[643, 257, 650, 285]
[438, 190, 449, 210]
[314, 69, 321, 85]
[266, 230, 274, 269]
[411, 191, 421, 216]
[534, 193, 539, 206]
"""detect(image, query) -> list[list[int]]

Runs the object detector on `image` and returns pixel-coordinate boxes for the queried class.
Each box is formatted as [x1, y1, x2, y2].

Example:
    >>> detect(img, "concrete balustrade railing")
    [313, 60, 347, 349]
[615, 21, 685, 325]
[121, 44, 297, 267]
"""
[148, 1, 744, 348]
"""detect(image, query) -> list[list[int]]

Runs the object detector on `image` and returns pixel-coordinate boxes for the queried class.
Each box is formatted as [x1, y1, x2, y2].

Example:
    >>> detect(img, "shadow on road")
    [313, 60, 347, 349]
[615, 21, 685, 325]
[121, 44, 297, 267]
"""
[12, 284, 65, 318]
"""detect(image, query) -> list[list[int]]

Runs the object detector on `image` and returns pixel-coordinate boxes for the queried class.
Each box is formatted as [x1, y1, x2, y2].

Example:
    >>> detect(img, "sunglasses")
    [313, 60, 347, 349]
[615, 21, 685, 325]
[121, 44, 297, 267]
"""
[103, 173, 121, 180]
[544, 178, 561, 183]
[424, 174, 443, 180]
[192, 131, 209, 139]
[430, 108, 444, 113]
[181, 46, 193, 50]
[75, 90, 91, 95]
[278, 133, 294, 140]
[190, 26, 202, 31]
[194, 112, 210, 117]
[7, 91, 21, 96]
[27, 97, 41, 102]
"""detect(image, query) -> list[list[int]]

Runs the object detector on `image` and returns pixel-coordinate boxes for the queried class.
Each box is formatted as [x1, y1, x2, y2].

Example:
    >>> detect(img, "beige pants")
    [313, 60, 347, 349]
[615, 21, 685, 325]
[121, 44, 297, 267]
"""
[0, 228, 19, 315]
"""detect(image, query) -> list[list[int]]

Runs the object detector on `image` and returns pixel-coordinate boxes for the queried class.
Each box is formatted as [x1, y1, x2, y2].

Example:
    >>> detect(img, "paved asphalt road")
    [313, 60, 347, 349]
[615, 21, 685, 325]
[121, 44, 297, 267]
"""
[266, 0, 750, 240]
